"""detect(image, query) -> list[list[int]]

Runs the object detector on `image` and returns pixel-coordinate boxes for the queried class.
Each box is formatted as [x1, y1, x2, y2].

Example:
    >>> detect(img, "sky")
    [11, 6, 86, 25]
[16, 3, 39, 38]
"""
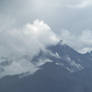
[0, 0, 92, 78]
[0, 0, 92, 30]
[0, 0, 92, 52]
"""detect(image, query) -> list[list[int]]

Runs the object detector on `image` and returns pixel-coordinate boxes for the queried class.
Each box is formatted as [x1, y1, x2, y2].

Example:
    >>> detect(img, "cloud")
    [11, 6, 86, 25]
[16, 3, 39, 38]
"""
[80, 48, 92, 54]
[32, 0, 92, 9]
[66, 0, 92, 8]
[0, 19, 59, 78]
[80, 30, 92, 45]
[0, 19, 59, 58]
[25, 19, 59, 46]
[0, 15, 15, 32]
[0, 58, 39, 78]
[59, 29, 92, 53]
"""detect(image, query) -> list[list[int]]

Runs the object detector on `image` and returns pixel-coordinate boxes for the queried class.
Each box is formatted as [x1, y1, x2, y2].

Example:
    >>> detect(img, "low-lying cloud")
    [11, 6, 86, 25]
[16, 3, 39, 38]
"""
[0, 19, 59, 78]
[0, 19, 59, 59]
[60, 29, 92, 53]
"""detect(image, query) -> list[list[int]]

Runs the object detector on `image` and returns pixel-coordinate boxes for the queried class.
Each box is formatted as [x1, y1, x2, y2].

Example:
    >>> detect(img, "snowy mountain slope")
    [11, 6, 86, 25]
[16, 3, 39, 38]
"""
[0, 41, 92, 92]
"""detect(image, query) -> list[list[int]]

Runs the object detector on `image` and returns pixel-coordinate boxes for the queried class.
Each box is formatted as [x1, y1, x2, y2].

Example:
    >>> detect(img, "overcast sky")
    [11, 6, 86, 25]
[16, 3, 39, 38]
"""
[0, 0, 92, 31]
[0, 0, 92, 53]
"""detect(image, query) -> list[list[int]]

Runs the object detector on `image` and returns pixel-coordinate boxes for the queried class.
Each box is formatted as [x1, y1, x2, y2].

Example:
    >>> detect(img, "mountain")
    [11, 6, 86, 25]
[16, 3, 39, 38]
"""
[0, 41, 92, 92]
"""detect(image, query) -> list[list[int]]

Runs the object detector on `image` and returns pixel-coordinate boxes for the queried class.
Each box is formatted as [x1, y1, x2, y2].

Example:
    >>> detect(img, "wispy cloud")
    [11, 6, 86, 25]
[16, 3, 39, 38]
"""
[66, 0, 92, 8]
[59, 29, 92, 53]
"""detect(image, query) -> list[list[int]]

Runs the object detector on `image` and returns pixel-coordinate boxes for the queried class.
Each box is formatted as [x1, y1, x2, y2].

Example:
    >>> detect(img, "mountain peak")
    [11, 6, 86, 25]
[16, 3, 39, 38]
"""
[57, 40, 65, 46]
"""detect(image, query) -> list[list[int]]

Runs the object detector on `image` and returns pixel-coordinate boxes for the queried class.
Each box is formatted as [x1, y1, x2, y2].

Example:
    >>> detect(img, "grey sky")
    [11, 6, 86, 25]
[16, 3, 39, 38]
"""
[0, 0, 92, 53]
[0, 0, 92, 32]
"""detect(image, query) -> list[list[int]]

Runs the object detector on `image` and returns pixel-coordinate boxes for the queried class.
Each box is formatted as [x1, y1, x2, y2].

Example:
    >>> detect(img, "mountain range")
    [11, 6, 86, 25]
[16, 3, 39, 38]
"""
[0, 40, 92, 92]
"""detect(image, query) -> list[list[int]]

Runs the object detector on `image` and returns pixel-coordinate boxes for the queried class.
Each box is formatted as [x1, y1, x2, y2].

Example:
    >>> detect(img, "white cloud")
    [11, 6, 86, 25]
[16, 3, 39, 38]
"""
[66, 0, 92, 8]
[31, 0, 92, 10]
[59, 29, 92, 53]
[0, 19, 59, 78]
[80, 30, 92, 45]
[25, 19, 59, 46]
[80, 47, 92, 54]
[0, 58, 39, 78]
[0, 19, 59, 59]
